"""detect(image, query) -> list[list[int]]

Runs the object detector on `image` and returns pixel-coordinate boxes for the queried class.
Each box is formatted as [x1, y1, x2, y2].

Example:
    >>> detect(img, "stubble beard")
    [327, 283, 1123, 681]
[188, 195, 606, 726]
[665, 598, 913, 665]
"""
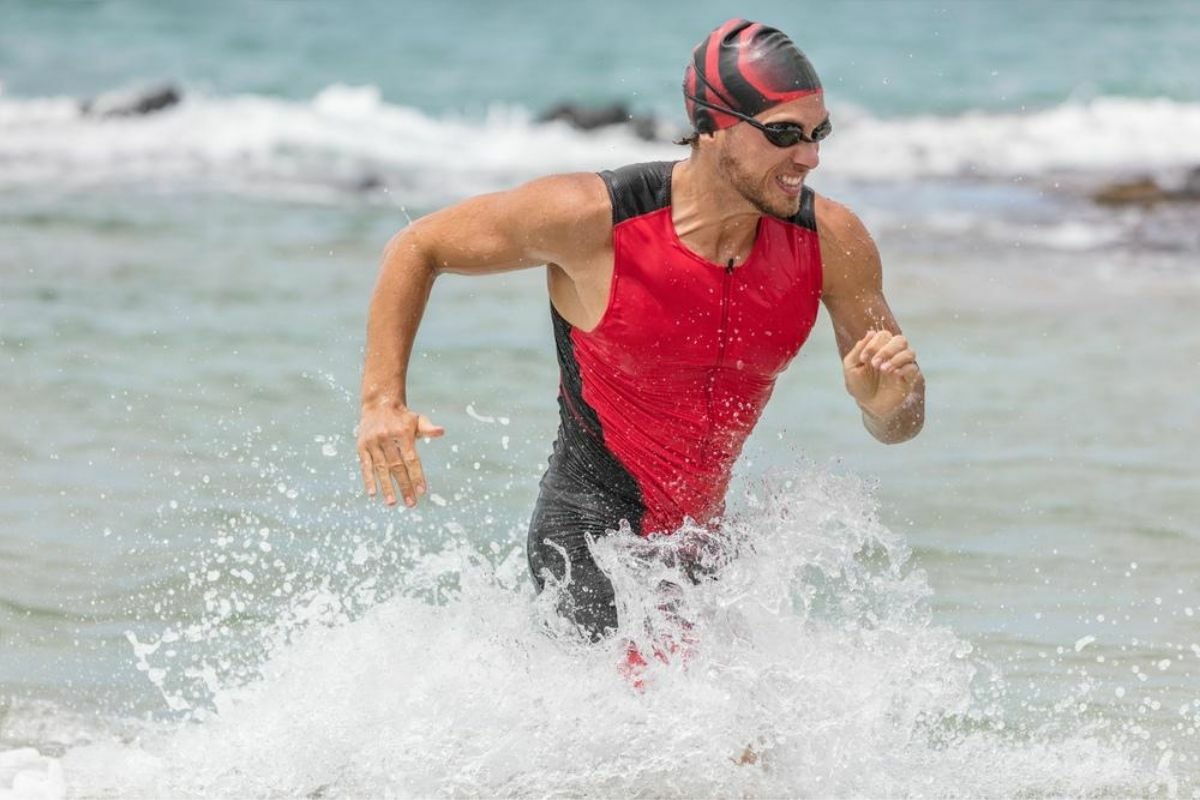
[716, 144, 802, 220]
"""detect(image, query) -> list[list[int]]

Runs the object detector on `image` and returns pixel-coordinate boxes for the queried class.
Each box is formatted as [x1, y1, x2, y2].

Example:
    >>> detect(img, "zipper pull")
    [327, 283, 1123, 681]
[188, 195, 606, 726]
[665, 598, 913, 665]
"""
[726, 258, 735, 275]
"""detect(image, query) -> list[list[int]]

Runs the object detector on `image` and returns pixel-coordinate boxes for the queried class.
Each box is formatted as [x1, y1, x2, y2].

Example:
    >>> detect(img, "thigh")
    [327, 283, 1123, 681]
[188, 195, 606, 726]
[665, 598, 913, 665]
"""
[526, 490, 621, 641]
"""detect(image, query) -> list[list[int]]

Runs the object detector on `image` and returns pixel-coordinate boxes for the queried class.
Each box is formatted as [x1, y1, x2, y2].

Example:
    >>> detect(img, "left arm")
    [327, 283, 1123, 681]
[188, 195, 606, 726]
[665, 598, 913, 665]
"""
[816, 195, 925, 444]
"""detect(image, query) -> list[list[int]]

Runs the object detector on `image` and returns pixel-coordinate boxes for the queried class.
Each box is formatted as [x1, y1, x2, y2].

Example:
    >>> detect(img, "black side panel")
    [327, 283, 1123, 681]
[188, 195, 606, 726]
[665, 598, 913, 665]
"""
[791, 185, 817, 232]
[598, 161, 674, 225]
[527, 305, 646, 640]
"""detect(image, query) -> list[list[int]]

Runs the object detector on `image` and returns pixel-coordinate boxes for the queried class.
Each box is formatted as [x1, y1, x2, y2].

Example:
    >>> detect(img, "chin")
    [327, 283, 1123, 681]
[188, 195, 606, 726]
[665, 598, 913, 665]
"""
[751, 190, 802, 220]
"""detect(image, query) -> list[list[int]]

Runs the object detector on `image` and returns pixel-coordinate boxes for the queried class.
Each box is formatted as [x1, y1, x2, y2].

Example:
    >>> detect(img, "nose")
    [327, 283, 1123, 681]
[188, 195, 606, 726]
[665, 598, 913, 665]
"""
[792, 141, 819, 170]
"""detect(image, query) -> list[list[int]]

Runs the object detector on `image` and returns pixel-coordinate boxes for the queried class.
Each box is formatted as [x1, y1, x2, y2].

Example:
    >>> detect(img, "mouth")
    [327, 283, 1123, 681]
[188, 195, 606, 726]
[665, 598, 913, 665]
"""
[775, 173, 804, 197]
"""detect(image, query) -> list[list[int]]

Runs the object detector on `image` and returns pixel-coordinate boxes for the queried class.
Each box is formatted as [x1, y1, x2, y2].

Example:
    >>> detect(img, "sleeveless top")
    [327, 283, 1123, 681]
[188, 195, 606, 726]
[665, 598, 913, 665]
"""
[539, 160, 823, 537]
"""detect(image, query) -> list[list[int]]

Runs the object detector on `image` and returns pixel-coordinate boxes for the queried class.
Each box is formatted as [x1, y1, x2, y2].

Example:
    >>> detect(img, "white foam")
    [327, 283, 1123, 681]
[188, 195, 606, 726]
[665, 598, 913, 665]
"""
[3, 85, 1199, 201]
[27, 465, 1165, 798]
[0, 84, 676, 203]
[0, 748, 64, 800]
[827, 96, 1200, 179]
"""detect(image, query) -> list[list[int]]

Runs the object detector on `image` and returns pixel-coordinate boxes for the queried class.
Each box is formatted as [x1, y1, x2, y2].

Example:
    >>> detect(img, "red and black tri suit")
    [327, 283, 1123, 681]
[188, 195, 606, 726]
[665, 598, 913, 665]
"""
[527, 160, 823, 639]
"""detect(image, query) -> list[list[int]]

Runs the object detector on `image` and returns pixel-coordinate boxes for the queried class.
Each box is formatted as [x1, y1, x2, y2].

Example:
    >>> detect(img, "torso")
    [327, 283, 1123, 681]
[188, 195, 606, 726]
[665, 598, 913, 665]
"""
[538, 160, 823, 536]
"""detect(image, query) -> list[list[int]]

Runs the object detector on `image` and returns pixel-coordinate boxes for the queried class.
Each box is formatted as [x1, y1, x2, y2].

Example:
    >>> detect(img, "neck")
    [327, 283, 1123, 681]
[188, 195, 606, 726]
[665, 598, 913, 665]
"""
[671, 153, 761, 266]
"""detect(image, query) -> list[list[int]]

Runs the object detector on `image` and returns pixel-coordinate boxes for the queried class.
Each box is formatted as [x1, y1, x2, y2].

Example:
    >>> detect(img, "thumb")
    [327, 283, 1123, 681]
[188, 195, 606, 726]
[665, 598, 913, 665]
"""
[416, 414, 445, 437]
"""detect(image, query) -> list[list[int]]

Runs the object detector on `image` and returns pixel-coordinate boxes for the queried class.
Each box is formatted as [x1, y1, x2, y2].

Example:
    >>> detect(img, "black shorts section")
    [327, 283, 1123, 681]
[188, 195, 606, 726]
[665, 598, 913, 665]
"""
[527, 306, 645, 641]
[598, 161, 674, 225]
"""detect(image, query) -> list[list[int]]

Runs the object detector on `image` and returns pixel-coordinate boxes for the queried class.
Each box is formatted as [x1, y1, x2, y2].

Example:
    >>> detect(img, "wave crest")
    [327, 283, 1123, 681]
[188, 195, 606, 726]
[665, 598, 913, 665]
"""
[2, 85, 1199, 203]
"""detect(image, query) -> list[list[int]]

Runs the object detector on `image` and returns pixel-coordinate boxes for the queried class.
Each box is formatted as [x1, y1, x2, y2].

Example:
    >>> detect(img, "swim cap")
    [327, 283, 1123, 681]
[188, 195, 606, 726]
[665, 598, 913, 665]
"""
[683, 19, 823, 133]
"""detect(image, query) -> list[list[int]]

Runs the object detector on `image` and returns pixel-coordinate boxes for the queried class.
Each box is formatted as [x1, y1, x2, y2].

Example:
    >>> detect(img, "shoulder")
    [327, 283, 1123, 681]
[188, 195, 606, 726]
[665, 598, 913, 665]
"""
[410, 171, 609, 235]
[509, 161, 674, 230]
[814, 194, 877, 258]
[517, 171, 611, 224]
[813, 193, 882, 295]
[497, 171, 613, 258]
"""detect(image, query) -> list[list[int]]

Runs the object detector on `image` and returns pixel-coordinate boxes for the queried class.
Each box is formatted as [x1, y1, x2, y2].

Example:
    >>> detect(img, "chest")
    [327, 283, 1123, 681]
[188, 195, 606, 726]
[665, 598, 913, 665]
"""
[585, 210, 823, 377]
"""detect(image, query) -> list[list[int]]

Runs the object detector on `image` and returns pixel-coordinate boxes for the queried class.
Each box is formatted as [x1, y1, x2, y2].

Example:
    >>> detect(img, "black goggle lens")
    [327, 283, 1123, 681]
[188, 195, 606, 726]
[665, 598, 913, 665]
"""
[761, 117, 832, 147]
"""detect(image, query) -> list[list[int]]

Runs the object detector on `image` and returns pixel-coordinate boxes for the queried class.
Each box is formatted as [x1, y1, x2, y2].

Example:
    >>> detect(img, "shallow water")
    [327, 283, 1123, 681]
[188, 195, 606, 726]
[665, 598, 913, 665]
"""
[3, 467, 1188, 798]
[2, 183, 1197, 797]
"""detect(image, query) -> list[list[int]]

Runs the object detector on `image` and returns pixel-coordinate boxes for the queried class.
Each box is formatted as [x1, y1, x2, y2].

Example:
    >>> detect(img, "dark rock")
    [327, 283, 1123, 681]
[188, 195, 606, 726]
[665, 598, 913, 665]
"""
[538, 101, 629, 129]
[81, 84, 182, 117]
[1181, 166, 1200, 198]
[1093, 177, 1166, 206]
[537, 101, 660, 141]
[352, 173, 384, 192]
[628, 115, 659, 142]
[1092, 170, 1200, 206]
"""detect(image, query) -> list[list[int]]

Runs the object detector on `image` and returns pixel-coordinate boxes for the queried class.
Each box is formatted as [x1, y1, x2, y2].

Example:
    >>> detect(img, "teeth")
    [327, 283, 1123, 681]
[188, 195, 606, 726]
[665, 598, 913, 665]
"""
[779, 175, 802, 187]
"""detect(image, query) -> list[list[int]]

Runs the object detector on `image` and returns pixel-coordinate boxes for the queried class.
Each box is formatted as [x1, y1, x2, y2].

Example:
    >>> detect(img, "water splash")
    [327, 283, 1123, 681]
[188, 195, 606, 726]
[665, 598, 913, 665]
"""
[1, 463, 1174, 798]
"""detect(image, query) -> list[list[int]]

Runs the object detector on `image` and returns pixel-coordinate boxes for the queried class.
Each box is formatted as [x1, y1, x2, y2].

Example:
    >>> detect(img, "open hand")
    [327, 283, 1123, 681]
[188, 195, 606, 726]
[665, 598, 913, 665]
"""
[843, 330, 921, 419]
[356, 406, 445, 507]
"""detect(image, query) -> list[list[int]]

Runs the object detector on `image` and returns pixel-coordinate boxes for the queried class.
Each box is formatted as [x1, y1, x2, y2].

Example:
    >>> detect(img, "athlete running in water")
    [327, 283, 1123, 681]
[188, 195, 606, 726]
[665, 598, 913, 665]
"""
[357, 19, 925, 641]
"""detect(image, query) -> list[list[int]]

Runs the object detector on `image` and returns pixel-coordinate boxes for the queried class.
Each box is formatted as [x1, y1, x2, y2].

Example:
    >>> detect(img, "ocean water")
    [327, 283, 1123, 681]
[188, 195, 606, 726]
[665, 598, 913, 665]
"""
[1, 1, 1199, 797]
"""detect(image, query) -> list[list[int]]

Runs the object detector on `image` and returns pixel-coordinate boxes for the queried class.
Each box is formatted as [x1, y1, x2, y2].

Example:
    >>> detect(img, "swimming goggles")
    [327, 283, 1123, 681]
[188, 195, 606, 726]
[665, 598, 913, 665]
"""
[686, 94, 832, 147]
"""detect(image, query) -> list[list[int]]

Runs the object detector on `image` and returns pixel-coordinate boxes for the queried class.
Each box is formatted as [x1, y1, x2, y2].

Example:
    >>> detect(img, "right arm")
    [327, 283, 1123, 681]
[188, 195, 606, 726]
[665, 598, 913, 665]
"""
[357, 172, 611, 507]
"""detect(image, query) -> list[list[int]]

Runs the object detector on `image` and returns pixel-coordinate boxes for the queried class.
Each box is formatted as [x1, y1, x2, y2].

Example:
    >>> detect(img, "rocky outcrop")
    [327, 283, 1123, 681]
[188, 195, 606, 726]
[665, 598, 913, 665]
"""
[537, 102, 659, 141]
[80, 84, 182, 117]
[1093, 167, 1200, 206]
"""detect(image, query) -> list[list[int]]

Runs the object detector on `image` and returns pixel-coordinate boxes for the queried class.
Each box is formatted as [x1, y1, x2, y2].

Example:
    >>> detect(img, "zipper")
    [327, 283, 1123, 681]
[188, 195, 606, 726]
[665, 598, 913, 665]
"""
[702, 259, 736, 456]
[716, 259, 734, 370]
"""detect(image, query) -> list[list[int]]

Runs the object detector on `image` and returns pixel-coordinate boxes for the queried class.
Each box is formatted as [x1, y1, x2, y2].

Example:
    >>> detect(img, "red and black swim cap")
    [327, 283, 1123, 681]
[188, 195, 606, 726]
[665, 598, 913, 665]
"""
[683, 19, 823, 133]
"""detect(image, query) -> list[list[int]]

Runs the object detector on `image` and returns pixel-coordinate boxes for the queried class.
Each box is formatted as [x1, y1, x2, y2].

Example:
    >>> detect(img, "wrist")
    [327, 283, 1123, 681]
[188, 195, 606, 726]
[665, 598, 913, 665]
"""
[361, 393, 408, 412]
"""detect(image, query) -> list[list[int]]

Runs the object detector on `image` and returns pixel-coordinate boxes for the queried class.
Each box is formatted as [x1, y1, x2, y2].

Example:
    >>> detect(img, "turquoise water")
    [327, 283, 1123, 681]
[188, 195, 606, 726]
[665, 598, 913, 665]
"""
[1, 2, 1199, 797]
[3, 0, 1198, 115]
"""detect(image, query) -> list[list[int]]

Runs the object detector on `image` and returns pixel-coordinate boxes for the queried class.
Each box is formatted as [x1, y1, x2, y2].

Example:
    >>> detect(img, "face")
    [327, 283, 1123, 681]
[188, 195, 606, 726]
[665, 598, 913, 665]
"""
[714, 94, 827, 219]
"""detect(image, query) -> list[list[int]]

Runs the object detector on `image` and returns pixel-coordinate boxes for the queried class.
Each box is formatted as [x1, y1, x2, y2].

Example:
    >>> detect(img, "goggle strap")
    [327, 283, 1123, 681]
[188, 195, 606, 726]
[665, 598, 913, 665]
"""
[689, 67, 741, 112]
[685, 93, 830, 144]
[686, 93, 745, 121]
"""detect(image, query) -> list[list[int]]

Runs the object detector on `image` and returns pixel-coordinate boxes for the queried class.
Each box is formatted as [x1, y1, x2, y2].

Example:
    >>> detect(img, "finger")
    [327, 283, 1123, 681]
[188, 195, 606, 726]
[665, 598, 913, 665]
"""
[844, 330, 874, 368]
[880, 349, 916, 373]
[401, 442, 427, 497]
[416, 414, 445, 439]
[383, 438, 415, 507]
[870, 335, 908, 367]
[859, 330, 893, 365]
[358, 444, 377, 496]
[370, 443, 397, 505]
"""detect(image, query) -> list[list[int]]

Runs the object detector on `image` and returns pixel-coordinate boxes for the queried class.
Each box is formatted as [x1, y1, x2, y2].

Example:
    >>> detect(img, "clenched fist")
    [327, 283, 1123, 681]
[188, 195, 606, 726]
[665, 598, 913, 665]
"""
[843, 329, 921, 421]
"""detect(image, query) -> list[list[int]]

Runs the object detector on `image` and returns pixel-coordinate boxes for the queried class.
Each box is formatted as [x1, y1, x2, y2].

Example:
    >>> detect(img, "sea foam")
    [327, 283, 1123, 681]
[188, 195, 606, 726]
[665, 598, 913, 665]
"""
[1, 464, 1168, 798]
[2, 84, 1199, 202]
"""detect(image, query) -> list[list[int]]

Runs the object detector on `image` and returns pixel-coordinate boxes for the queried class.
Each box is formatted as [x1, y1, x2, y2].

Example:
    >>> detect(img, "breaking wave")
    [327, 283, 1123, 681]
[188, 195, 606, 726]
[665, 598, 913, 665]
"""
[2, 84, 1199, 204]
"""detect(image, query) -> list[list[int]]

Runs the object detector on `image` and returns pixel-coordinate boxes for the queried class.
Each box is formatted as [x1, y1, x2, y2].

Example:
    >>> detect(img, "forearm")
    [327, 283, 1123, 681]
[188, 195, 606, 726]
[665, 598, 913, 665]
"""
[860, 376, 924, 444]
[360, 231, 437, 411]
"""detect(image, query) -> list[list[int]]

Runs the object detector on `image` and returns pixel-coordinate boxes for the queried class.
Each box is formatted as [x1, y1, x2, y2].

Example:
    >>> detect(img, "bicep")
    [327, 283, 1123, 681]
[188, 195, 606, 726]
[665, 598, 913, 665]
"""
[817, 200, 903, 358]
[392, 173, 608, 277]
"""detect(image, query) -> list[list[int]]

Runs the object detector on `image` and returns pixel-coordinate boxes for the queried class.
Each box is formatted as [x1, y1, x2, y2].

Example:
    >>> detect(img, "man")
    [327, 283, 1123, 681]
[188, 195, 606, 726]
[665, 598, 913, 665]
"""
[357, 19, 924, 641]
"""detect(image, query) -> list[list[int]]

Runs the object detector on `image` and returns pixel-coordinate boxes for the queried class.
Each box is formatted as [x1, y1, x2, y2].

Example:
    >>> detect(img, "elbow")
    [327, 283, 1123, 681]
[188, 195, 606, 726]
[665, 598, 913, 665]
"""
[880, 414, 923, 445]
[891, 396, 925, 444]
[382, 226, 440, 279]
[886, 388, 926, 444]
